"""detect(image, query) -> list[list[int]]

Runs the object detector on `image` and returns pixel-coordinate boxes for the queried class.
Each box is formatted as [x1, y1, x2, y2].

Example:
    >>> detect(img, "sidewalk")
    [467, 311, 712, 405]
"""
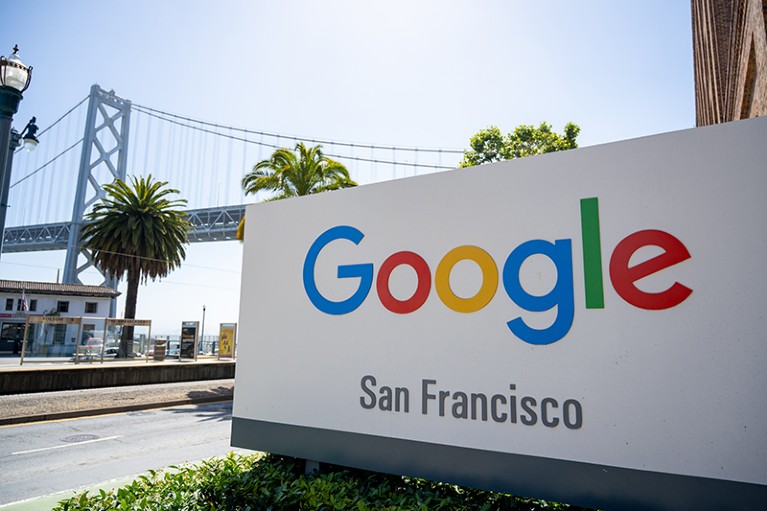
[0, 475, 139, 511]
[0, 378, 234, 425]
[0, 354, 232, 369]
[0, 355, 235, 395]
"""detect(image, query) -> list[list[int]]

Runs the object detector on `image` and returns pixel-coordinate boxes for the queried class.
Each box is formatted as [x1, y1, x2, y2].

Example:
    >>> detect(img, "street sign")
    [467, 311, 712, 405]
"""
[180, 321, 199, 360]
[218, 323, 236, 360]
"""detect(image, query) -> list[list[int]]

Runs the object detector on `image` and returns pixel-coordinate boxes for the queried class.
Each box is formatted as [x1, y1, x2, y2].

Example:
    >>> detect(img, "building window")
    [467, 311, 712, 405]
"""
[85, 302, 98, 314]
[5, 298, 13, 311]
[57, 301, 70, 313]
[29, 299, 37, 312]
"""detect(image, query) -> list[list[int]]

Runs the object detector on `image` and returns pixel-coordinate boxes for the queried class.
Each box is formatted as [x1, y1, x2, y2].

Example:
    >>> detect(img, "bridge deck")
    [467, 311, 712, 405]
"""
[1, 205, 246, 253]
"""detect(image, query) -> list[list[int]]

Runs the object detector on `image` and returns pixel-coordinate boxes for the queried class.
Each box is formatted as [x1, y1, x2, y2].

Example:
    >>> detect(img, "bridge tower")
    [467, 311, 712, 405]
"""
[62, 85, 131, 313]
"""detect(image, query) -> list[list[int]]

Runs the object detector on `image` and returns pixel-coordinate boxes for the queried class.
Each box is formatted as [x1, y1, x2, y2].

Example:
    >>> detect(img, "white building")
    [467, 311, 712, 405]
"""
[0, 280, 120, 355]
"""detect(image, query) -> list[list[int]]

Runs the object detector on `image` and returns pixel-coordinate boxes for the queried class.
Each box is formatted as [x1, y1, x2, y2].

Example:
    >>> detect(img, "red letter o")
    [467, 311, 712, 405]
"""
[376, 251, 431, 314]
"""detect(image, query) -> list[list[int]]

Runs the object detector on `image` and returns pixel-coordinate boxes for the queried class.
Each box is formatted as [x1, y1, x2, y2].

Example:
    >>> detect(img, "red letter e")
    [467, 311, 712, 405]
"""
[610, 230, 692, 310]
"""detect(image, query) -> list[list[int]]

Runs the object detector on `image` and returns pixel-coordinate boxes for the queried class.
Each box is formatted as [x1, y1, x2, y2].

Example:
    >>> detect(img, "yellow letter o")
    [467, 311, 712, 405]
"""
[435, 246, 498, 313]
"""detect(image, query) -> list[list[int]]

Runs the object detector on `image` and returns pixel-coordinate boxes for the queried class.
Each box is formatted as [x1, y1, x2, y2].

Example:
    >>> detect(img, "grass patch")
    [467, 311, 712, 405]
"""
[52, 452, 597, 510]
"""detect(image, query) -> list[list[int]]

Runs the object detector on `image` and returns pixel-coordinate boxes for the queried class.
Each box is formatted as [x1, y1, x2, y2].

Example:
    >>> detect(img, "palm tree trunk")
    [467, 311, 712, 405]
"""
[118, 269, 140, 358]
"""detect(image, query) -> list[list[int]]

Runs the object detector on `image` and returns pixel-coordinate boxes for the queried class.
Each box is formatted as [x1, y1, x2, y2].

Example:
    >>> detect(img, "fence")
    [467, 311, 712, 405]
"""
[9, 315, 235, 366]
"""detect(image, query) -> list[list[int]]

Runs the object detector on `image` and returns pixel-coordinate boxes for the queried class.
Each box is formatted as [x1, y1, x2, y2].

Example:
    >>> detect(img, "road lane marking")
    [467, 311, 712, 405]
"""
[11, 435, 123, 455]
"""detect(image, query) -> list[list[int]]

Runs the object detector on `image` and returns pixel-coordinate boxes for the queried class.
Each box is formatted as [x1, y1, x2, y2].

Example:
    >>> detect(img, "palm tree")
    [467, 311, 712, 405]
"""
[81, 175, 191, 356]
[237, 142, 357, 239]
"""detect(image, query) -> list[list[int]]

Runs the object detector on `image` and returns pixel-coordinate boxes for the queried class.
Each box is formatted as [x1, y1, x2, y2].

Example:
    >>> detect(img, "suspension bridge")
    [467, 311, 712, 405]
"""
[2, 84, 463, 286]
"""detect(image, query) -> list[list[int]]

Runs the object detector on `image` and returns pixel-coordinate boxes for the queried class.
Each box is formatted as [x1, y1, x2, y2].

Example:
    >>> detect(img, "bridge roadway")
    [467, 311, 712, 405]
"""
[1, 204, 246, 253]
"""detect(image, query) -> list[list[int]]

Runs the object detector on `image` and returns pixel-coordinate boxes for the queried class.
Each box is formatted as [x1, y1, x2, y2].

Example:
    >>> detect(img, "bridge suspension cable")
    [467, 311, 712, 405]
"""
[131, 103, 463, 170]
[12, 95, 88, 155]
[5, 88, 468, 256]
[6, 95, 90, 227]
[10, 138, 83, 188]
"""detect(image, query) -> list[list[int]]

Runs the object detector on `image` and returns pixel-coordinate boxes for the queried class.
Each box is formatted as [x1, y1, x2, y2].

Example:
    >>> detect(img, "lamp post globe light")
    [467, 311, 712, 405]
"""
[0, 45, 33, 259]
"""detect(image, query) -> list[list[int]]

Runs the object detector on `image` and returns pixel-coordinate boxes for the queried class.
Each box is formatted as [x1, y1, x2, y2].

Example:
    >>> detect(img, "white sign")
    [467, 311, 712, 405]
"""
[232, 118, 767, 510]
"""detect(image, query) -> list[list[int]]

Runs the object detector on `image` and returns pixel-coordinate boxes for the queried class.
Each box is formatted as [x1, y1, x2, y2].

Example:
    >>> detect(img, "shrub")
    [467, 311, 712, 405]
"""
[52, 452, 595, 510]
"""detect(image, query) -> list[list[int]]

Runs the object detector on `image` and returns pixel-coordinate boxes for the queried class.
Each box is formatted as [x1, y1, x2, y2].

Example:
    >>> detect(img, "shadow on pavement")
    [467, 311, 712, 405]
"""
[187, 386, 233, 401]
[170, 397, 233, 422]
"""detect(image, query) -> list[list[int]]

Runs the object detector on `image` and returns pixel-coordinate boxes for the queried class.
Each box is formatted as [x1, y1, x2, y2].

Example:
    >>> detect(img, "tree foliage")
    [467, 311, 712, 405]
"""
[82, 175, 190, 284]
[459, 122, 580, 167]
[81, 175, 190, 354]
[242, 142, 356, 199]
[238, 143, 357, 240]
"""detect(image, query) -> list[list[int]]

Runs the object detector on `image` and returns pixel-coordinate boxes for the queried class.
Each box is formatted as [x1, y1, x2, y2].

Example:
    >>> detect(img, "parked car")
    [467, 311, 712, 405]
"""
[104, 341, 120, 357]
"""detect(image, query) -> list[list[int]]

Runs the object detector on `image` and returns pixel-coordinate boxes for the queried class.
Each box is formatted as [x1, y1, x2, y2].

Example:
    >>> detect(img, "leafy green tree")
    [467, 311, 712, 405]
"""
[237, 142, 357, 240]
[81, 175, 191, 356]
[459, 122, 580, 167]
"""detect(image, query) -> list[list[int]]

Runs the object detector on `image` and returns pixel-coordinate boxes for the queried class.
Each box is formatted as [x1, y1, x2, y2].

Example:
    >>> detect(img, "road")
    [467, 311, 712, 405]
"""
[0, 401, 246, 506]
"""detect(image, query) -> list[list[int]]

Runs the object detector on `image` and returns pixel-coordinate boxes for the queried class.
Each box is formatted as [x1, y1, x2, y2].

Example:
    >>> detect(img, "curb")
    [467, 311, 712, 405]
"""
[0, 395, 233, 426]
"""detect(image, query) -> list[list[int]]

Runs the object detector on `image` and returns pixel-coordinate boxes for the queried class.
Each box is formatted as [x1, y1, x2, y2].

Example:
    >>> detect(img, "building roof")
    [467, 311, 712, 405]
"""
[0, 280, 121, 298]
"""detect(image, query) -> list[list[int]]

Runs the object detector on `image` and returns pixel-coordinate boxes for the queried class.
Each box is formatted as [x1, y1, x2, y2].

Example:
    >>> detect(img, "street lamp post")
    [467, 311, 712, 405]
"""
[0, 45, 33, 259]
[0, 118, 38, 256]
[201, 304, 207, 355]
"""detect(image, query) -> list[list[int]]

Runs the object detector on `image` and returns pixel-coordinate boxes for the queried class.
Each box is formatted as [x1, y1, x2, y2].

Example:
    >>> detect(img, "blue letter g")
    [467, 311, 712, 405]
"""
[303, 226, 373, 315]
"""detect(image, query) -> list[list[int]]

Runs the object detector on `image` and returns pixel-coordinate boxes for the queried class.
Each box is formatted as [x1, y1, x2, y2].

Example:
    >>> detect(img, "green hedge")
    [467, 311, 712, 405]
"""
[53, 452, 596, 511]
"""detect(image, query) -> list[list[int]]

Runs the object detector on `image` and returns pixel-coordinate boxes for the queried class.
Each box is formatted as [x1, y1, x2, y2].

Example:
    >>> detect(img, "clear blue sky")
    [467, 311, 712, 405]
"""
[2, 1, 695, 334]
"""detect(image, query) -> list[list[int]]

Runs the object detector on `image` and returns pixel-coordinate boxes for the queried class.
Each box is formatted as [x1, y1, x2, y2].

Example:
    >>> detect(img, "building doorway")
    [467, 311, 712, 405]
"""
[0, 322, 26, 355]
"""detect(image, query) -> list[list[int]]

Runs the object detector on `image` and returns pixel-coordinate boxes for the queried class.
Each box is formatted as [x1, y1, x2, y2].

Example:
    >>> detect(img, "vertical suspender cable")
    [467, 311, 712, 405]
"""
[241, 130, 250, 203]
[196, 120, 205, 208]
[43, 111, 63, 224]
[224, 127, 233, 206]
[154, 115, 164, 179]
[210, 130, 220, 207]
[130, 108, 141, 174]
[189, 121, 198, 207]
[64, 108, 79, 221]
[174, 121, 183, 197]
[180, 115, 190, 202]
[62, 103, 79, 221]
[63, 101, 84, 222]
[33, 121, 54, 224]
[142, 112, 152, 175]
[201, 121, 210, 207]
[165, 118, 173, 183]
[55, 107, 72, 221]
[165, 117, 175, 185]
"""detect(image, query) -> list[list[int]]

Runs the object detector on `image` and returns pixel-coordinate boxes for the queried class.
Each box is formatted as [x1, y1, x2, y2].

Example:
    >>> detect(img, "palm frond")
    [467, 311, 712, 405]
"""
[241, 143, 358, 201]
[81, 174, 191, 284]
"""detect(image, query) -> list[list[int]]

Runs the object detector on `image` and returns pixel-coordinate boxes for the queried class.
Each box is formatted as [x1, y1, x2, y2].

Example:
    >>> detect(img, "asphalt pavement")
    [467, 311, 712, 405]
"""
[0, 378, 234, 426]
[0, 379, 238, 510]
